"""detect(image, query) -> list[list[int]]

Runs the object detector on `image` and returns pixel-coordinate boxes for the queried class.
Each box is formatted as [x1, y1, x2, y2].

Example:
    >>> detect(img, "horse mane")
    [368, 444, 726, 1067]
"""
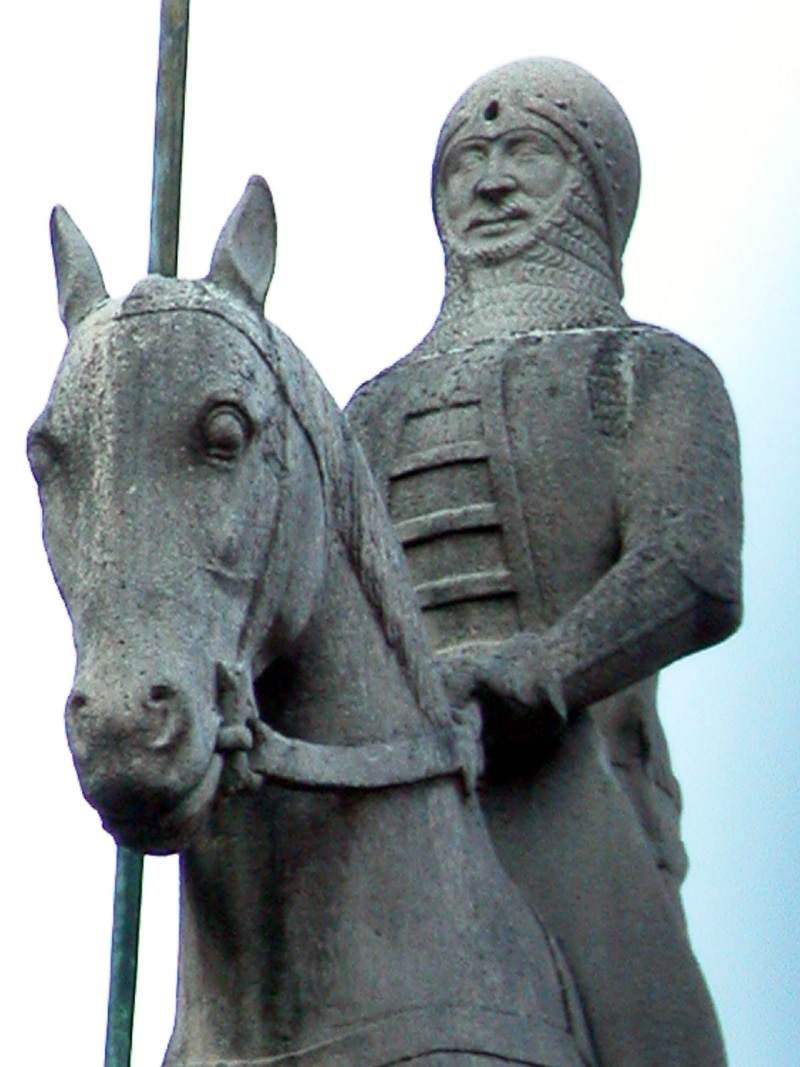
[267, 323, 451, 729]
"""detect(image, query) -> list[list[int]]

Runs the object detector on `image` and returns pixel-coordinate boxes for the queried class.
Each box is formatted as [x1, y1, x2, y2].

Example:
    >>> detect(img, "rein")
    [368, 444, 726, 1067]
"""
[214, 663, 483, 796]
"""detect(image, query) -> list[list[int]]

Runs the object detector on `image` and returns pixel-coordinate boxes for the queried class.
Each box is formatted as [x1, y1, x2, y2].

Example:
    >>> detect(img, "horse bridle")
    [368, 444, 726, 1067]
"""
[214, 661, 483, 797]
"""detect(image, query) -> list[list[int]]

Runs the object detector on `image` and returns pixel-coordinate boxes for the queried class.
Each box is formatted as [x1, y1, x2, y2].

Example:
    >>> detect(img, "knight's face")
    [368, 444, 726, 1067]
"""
[439, 121, 574, 259]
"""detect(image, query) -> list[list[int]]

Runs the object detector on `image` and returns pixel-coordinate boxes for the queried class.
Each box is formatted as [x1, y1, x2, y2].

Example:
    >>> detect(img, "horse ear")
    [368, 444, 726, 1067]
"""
[208, 175, 277, 311]
[50, 206, 109, 335]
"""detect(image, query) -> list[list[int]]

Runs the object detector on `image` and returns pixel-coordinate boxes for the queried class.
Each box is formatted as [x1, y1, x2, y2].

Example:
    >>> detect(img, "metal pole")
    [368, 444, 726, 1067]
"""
[149, 0, 190, 276]
[104, 848, 145, 1067]
[104, 5, 190, 1066]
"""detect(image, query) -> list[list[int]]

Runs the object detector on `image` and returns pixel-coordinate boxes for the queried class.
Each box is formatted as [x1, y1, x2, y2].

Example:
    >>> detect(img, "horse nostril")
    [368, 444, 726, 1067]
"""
[149, 684, 176, 704]
[68, 691, 88, 716]
[143, 684, 188, 752]
[65, 691, 91, 758]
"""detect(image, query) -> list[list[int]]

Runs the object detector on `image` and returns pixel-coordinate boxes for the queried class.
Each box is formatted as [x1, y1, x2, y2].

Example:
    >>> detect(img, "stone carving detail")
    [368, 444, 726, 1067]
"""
[30, 178, 607, 1067]
[347, 58, 742, 1067]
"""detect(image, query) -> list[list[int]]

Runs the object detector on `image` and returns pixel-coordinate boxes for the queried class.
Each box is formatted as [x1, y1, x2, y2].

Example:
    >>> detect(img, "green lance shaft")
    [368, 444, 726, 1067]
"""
[103, 4, 190, 1067]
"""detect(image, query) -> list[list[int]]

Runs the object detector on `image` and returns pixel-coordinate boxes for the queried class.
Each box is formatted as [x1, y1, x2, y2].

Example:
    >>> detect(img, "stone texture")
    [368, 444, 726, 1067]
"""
[30, 178, 601, 1066]
[347, 58, 742, 1067]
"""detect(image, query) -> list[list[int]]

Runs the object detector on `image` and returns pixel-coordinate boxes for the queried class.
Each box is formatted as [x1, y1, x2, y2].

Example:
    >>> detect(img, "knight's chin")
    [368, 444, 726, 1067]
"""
[100, 754, 223, 855]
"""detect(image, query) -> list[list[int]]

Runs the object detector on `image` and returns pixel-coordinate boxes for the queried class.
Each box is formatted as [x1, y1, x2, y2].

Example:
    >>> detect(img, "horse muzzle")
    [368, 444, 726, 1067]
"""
[66, 672, 222, 853]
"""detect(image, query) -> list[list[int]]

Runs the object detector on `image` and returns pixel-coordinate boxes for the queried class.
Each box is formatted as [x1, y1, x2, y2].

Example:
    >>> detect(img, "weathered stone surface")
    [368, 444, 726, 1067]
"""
[30, 178, 602, 1066]
[347, 58, 742, 1067]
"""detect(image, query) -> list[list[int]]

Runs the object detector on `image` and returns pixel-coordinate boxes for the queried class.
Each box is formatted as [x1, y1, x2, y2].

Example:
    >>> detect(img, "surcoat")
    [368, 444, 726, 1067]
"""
[347, 317, 742, 1067]
[348, 321, 740, 1067]
[351, 327, 632, 644]
[349, 322, 741, 894]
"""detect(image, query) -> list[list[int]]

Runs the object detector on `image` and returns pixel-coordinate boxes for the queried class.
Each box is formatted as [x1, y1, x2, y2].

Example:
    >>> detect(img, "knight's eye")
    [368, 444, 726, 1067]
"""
[27, 431, 61, 486]
[201, 404, 251, 462]
[447, 143, 486, 175]
[508, 135, 549, 157]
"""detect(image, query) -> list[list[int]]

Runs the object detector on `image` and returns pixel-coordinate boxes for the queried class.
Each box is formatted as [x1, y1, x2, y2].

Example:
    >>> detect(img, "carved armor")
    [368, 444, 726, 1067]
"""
[350, 323, 732, 886]
[380, 346, 521, 652]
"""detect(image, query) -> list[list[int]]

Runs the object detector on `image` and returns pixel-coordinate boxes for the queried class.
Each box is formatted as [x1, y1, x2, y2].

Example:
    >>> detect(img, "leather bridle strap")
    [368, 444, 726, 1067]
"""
[216, 712, 483, 796]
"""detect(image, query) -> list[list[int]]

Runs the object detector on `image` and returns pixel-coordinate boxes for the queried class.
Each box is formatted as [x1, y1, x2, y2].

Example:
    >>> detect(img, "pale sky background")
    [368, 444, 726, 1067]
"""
[3, 3, 799, 1064]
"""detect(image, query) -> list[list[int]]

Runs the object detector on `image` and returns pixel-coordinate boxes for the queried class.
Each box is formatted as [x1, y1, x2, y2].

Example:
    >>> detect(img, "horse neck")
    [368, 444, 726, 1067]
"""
[265, 529, 430, 746]
[167, 393, 510, 1063]
[173, 535, 490, 1062]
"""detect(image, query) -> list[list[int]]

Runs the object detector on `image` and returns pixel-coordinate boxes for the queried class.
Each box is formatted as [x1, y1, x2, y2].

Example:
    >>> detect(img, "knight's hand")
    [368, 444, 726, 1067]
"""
[437, 645, 489, 708]
[437, 637, 568, 745]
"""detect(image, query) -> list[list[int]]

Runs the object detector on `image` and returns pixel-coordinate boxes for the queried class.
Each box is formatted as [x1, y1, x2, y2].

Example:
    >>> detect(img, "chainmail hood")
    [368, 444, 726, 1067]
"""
[432, 57, 640, 299]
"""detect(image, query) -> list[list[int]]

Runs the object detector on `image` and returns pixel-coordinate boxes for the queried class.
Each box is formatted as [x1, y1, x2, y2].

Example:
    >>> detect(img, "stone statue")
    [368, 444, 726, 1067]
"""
[346, 59, 742, 1067]
[30, 178, 605, 1067]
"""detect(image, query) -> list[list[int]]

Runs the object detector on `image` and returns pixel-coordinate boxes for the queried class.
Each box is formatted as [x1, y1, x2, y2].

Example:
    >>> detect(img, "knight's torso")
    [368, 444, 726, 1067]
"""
[349, 323, 688, 888]
[349, 328, 633, 652]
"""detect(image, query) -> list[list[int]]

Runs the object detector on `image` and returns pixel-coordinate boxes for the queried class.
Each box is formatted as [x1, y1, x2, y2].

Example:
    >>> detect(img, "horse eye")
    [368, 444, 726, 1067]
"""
[201, 404, 251, 462]
[27, 432, 61, 486]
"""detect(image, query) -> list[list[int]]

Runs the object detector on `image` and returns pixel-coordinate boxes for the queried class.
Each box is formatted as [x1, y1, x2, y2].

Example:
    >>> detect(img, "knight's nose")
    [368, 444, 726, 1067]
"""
[475, 173, 517, 203]
[66, 681, 191, 757]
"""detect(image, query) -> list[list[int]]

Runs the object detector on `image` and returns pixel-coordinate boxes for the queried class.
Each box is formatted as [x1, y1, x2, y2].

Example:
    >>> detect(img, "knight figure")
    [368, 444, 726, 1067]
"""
[347, 58, 742, 1067]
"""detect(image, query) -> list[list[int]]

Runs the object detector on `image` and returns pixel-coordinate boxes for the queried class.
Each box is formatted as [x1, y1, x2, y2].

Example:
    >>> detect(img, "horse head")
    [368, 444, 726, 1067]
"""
[28, 179, 327, 852]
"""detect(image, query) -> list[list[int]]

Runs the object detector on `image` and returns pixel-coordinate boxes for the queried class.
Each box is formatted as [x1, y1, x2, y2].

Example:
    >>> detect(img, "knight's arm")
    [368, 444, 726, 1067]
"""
[473, 338, 743, 717]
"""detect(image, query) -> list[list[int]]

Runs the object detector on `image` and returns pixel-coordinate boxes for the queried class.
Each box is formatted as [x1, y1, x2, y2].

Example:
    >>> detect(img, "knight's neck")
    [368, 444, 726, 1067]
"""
[432, 256, 628, 344]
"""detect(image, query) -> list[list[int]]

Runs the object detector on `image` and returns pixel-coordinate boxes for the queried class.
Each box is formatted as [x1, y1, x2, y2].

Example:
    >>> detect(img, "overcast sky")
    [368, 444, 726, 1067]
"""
[3, 3, 799, 1064]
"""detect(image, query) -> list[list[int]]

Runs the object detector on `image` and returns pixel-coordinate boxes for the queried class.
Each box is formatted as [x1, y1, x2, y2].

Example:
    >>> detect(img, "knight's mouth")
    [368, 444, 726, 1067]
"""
[101, 751, 223, 855]
[467, 210, 527, 233]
